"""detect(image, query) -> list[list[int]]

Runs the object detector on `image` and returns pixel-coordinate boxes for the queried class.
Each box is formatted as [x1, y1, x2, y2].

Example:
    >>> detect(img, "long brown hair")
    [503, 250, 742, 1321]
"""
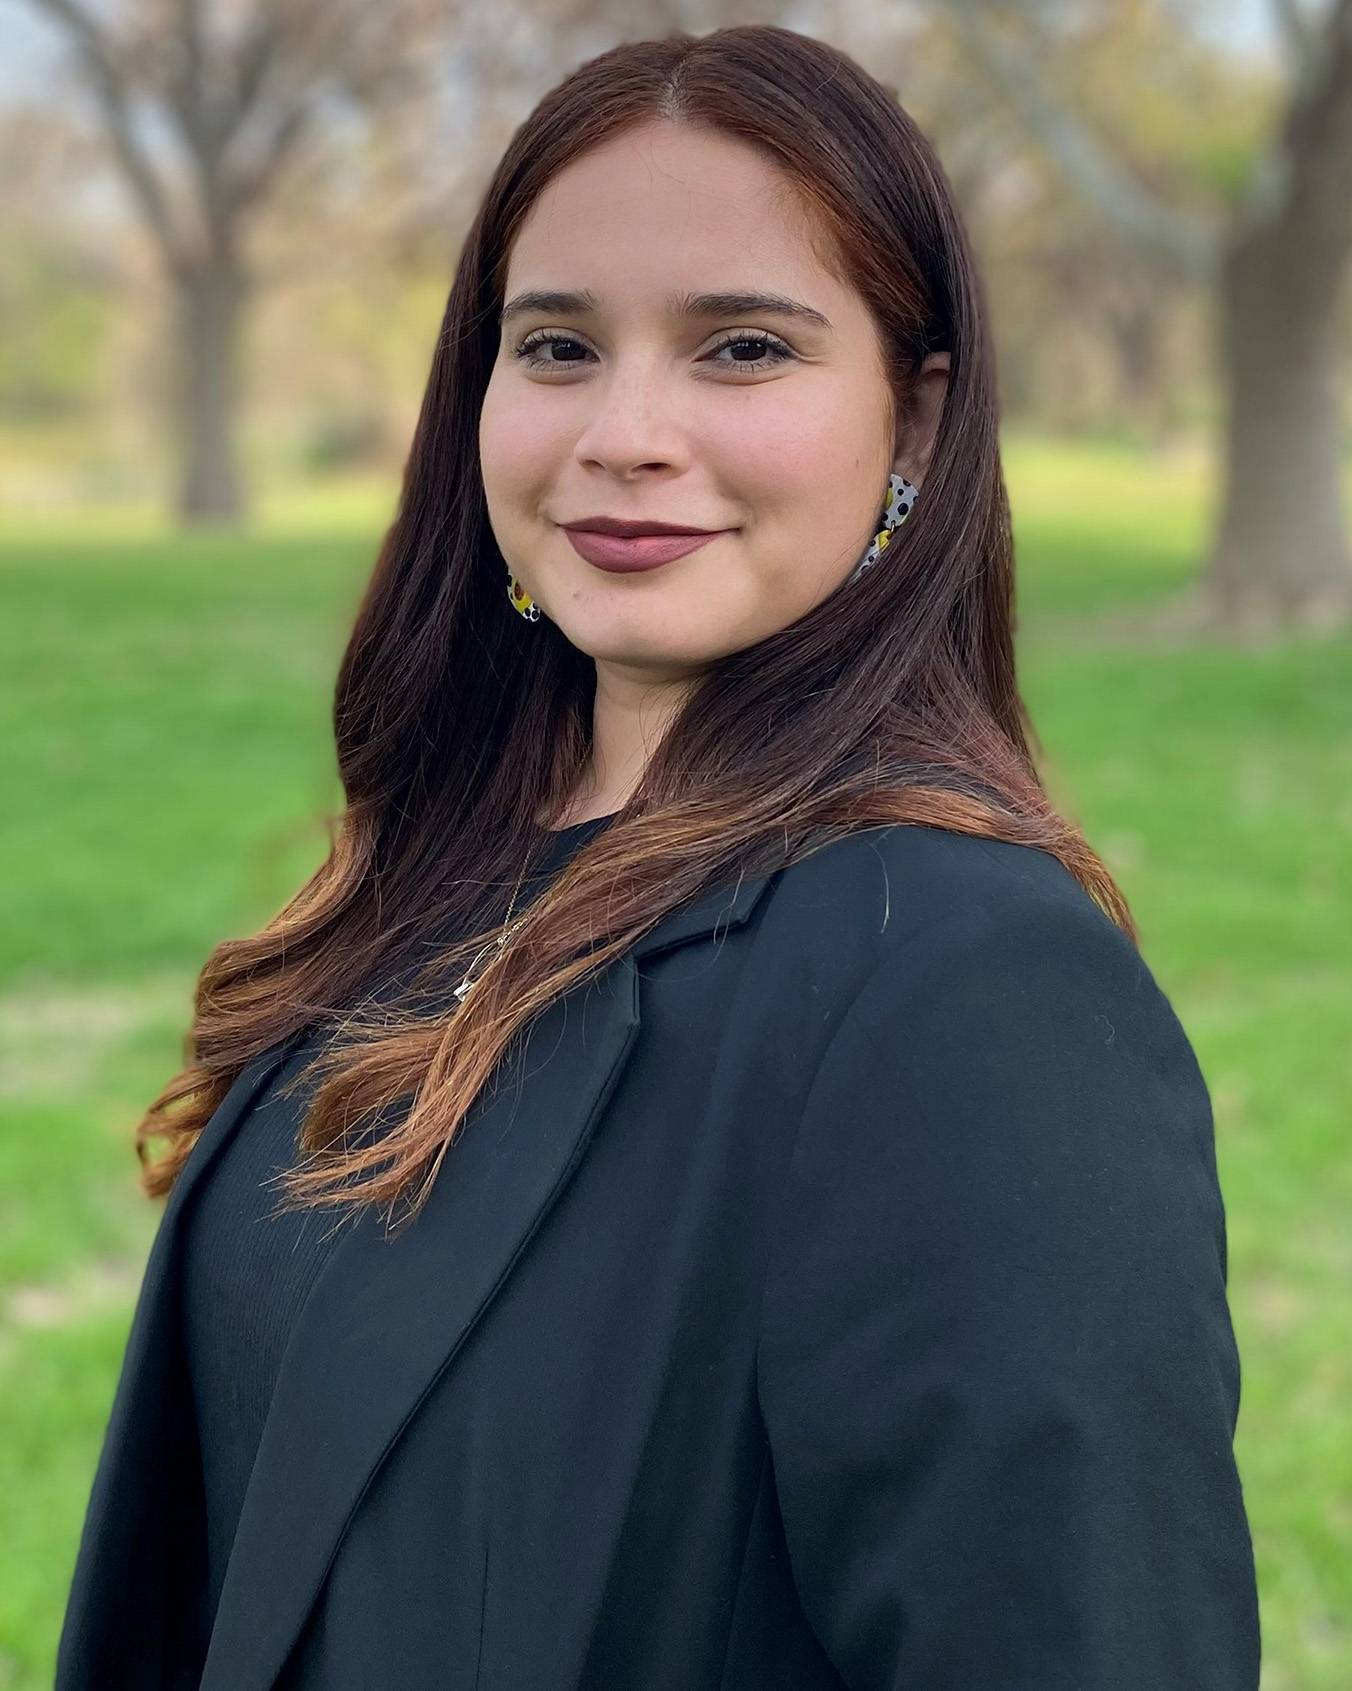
[137, 23, 1135, 1230]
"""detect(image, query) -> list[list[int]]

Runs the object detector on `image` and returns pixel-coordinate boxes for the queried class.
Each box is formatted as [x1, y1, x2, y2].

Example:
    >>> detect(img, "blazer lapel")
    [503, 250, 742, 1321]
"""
[198, 865, 776, 1691]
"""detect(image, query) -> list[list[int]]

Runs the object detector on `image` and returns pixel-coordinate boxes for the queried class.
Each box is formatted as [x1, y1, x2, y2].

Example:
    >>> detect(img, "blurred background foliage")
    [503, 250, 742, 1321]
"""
[0, 2, 1349, 1688]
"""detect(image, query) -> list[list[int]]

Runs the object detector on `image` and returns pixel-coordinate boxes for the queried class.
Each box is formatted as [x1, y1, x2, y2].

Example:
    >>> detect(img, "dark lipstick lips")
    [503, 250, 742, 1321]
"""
[563, 527, 728, 573]
[562, 517, 722, 537]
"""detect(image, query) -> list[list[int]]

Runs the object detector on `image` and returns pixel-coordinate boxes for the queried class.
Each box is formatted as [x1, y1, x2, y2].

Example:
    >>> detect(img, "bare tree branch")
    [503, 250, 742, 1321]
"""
[941, 0, 1217, 280]
[24, 0, 185, 268]
[1247, 0, 1352, 268]
[1269, 0, 1318, 67]
[227, 11, 285, 130]
[222, 102, 311, 223]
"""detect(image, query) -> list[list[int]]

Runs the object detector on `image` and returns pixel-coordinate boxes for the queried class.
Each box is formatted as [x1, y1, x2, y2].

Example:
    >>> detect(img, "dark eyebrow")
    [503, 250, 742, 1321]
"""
[497, 287, 833, 331]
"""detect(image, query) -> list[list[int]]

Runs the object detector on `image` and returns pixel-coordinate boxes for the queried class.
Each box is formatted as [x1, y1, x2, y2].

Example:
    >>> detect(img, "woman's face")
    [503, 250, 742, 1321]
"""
[480, 119, 938, 680]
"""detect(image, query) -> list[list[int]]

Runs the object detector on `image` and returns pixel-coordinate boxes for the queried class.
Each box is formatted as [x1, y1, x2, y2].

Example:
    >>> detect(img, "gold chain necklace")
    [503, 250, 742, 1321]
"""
[452, 858, 535, 1005]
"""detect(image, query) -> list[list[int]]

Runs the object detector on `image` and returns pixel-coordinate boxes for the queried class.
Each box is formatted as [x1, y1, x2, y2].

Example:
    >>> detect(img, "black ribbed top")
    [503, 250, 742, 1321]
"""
[176, 815, 615, 1632]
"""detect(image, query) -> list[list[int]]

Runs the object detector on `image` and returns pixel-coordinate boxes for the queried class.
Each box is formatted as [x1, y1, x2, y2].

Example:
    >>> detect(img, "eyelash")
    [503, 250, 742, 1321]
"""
[512, 330, 796, 374]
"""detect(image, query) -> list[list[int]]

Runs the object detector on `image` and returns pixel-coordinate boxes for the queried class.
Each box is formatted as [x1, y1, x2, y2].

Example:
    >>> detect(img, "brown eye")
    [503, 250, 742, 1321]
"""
[514, 332, 593, 369]
[511, 330, 795, 373]
[706, 333, 795, 371]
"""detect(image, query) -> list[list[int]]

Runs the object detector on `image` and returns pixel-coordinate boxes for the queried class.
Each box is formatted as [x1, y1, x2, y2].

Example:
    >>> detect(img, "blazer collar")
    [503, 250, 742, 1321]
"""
[168, 864, 776, 1690]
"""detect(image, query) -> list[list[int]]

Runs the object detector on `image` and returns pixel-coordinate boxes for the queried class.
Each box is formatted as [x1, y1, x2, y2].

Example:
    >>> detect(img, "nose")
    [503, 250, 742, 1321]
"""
[570, 364, 690, 479]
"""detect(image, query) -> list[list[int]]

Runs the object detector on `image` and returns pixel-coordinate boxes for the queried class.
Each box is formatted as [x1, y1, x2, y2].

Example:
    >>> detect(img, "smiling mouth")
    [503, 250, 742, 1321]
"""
[562, 527, 728, 574]
[562, 520, 724, 537]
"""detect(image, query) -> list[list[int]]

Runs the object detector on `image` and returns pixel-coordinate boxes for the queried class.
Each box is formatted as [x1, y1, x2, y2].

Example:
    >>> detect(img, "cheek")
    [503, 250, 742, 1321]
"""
[708, 390, 883, 588]
[709, 386, 880, 514]
[478, 379, 558, 507]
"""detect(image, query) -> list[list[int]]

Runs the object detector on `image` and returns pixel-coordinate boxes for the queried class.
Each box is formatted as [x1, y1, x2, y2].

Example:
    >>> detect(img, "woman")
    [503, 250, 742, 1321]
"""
[57, 22, 1260, 1691]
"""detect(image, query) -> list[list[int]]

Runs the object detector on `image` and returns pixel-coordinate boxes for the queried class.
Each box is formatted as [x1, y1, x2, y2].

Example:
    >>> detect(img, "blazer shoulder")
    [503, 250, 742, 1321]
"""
[771, 822, 1213, 1151]
[767, 820, 1133, 980]
[754, 835, 1254, 1691]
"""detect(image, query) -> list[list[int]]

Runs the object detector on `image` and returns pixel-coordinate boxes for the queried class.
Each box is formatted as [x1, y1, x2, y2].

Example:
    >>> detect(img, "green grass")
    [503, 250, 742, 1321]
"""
[1, 444, 1349, 1688]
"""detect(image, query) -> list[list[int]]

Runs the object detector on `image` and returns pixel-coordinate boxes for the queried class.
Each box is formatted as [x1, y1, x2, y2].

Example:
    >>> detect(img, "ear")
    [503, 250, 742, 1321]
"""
[893, 351, 950, 488]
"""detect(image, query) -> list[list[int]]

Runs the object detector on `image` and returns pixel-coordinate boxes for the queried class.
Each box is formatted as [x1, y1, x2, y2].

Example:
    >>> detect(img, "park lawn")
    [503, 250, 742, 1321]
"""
[1, 440, 1349, 1689]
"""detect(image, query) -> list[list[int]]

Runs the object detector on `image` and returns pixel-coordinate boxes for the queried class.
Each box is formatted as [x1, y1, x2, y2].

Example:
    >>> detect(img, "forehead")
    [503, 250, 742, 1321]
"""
[503, 121, 852, 321]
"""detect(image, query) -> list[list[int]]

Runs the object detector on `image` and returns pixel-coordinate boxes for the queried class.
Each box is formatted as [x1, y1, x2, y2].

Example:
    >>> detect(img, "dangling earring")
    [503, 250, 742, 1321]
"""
[507, 568, 541, 622]
[847, 471, 919, 585]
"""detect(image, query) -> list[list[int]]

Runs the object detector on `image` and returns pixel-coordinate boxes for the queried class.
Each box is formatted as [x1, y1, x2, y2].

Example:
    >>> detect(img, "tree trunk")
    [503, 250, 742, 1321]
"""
[1204, 228, 1352, 631]
[1202, 0, 1352, 638]
[173, 263, 249, 525]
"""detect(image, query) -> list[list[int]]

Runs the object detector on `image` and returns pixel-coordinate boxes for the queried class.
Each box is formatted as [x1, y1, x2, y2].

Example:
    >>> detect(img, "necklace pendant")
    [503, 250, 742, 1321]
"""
[453, 911, 527, 1005]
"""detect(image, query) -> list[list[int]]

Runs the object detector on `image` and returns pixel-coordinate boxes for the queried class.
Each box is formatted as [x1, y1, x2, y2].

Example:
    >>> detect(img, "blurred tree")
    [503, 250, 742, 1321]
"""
[18, 0, 449, 524]
[940, 0, 1352, 630]
[838, 2, 1214, 442]
[0, 108, 116, 425]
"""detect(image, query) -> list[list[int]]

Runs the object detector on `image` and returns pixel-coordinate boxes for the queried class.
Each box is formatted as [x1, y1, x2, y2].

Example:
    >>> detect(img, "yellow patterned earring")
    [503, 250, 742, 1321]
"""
[847, 472, 919, 585]
[506, 569, 542, 622]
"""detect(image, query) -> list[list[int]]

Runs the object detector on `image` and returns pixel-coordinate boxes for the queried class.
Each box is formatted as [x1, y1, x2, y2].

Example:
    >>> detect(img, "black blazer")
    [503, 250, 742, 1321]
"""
[57, 823, 1260, 1690]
